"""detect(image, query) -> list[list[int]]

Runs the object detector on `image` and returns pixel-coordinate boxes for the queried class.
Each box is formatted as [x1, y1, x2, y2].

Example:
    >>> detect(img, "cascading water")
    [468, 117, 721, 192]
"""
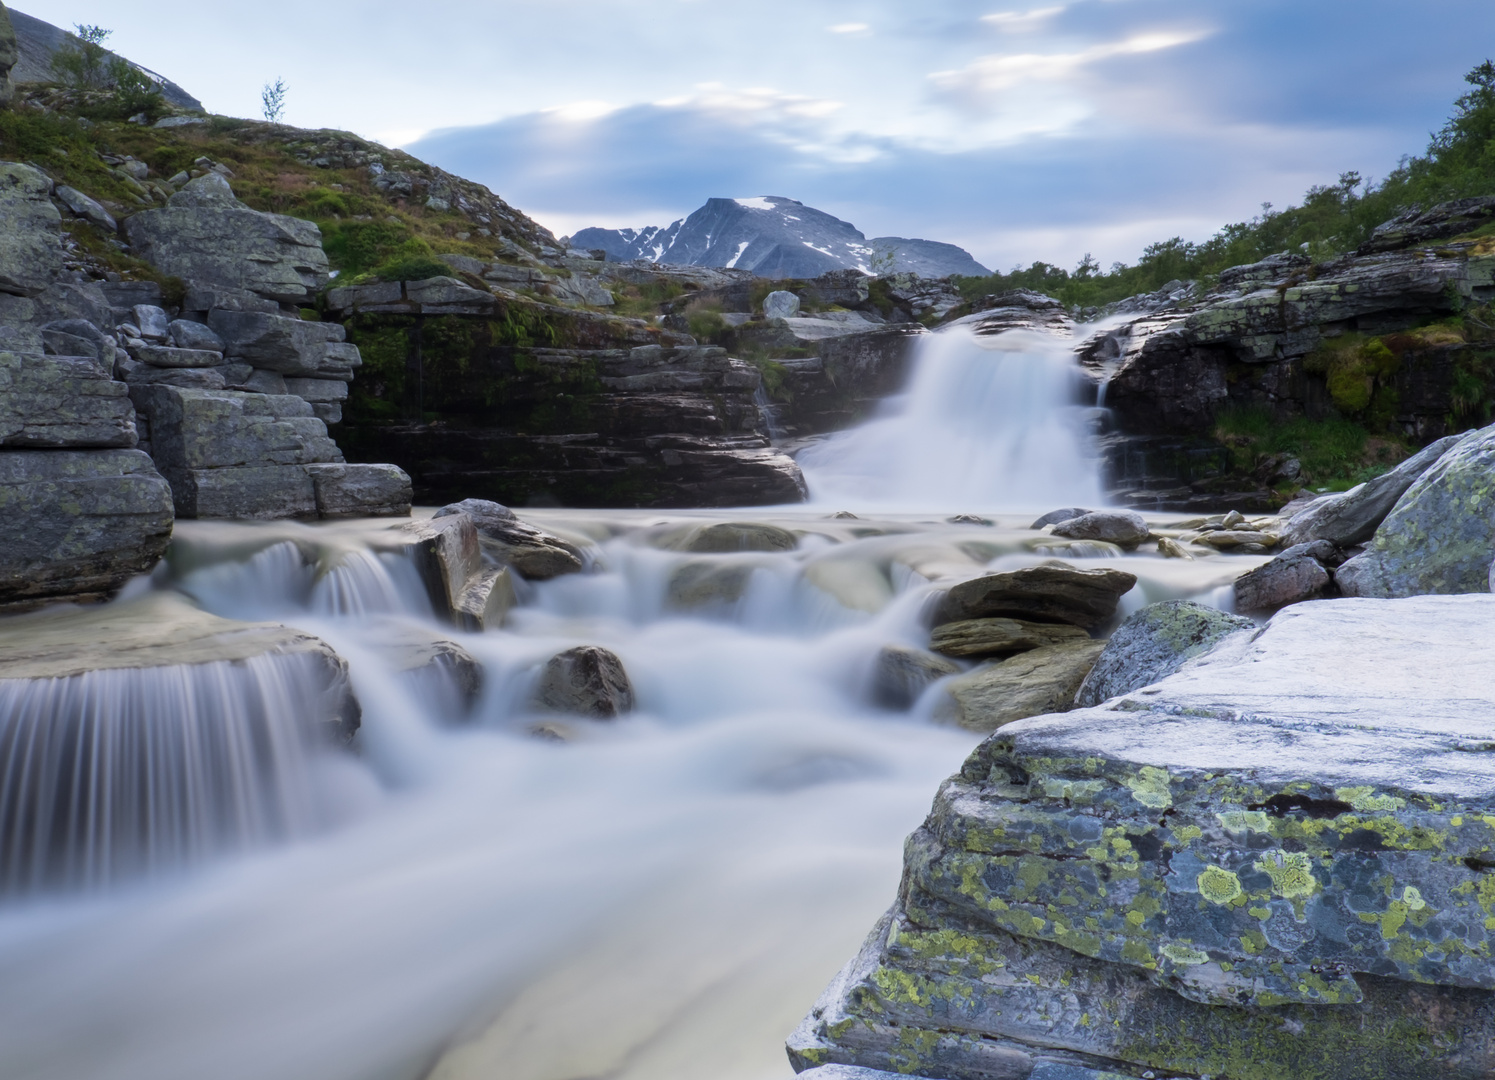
[797, 326, 1103, 511]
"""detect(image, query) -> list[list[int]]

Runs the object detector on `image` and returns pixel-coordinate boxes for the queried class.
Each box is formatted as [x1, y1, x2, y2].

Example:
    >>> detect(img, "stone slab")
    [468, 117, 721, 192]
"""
[0, 350, 137, 448]
[304, 462, 411, 518]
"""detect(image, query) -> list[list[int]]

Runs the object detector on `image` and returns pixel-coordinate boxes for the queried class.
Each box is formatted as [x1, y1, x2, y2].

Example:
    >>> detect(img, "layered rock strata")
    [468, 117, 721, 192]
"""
[792, 595, 1495, 1080]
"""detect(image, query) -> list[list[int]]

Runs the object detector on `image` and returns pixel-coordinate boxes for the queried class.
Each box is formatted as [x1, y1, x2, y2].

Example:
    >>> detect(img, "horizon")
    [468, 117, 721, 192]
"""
[11, 1, 1495, 272]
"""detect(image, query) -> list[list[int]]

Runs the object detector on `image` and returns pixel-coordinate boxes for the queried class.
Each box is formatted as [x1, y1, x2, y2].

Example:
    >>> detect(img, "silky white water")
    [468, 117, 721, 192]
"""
[798, 327, 1103, 512]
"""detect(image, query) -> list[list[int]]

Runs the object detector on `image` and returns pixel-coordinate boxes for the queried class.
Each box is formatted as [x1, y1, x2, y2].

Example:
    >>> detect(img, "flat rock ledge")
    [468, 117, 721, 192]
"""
[792, 595, 1495, 1080]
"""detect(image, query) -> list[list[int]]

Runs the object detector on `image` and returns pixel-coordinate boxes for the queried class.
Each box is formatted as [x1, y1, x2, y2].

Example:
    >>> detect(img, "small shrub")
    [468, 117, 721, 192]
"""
[372, 253, 451, 282]
[1304, 334, 1401, 414]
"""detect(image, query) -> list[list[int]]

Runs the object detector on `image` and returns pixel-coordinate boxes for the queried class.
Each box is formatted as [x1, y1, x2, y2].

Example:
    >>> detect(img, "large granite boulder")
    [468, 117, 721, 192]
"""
[1337, 423, 1495, 596]
[0, 162, 61, 297]
[1075, 599, 1252, 706]
[793, 595, 1495, 1080]
[123, 174, 331, 304]
[0, 449, 173, 608]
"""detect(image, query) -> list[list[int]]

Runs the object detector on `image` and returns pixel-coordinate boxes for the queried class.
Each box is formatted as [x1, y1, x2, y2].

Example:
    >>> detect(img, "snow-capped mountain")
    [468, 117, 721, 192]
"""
[568, 196, 990, 279]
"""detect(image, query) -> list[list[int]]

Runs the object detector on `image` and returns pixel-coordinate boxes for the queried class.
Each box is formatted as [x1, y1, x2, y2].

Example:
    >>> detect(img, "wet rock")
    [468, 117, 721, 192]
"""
[665, 561, 755, 612]
[0, 162, 61, 296]
[682, 521, 798, 553]
[930, 618, 1089, 660]
[1191, 528, 1276, 549]
[1337, 422, 1495, 597]
[1029, 507, 1092, 530]
[396, 513, 481, 621]
[0, 448, 173, 609]
[304, 462, 412, 518]
[364, 622, 484, 716]
[871, 645, 959, 710]
[1233, 551, 1332, 612]
[936, 565, 1138, 630]
[794, 595, 1495, 1080]
[434, 498, 583, 580]
[535, 645, 634, 719]
[1155, 536, 1193, 559]
[1074, 599, 1253, 707]
[453, 566, 516, 632]
[123, 174, 331, 303]
[1281, 433, 1467, 547]
[1050, 510, 1150, 548]
[940, 640, 1107, 732]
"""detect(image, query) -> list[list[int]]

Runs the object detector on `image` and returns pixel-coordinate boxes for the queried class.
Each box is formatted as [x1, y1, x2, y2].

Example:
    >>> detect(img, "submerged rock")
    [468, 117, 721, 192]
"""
[665, 560, 755, 612]
[930, 618, 1089, 660]
[940, 640, 1106, 732]
[936, 565, 1137, 630]
[1075, 599, 1252, 707]
[681, 521, 798, 553]
[1050, 510, 1150, 548]
[794, 595, 1495, 1080]
[871, 645, 960, 710]
[535, 645, 634, 719]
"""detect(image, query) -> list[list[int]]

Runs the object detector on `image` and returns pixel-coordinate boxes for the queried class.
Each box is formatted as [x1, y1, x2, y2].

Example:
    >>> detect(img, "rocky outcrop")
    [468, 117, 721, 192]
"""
[792, 595, 1495, 1080]
[1360, 195, 1495, 254]
[0, 162, 61, 298]
[434, 498, 584, 579]
[124, 174, 331, 305]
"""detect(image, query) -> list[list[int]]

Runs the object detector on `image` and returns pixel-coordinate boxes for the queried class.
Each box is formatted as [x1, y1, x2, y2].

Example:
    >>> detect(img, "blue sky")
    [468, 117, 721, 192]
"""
[18, 0, 1495, 270]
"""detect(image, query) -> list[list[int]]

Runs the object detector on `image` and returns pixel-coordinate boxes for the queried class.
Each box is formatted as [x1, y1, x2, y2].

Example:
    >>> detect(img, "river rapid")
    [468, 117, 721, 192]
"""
[0, 327, 1263, 1080]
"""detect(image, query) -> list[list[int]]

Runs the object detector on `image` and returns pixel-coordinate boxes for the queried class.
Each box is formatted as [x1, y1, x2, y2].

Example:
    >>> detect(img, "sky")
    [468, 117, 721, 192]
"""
[15, 0, 1495, 271]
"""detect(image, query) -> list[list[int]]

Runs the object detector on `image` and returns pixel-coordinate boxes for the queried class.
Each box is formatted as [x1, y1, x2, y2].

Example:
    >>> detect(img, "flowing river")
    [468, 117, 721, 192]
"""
[0, 327, 1260, 1080]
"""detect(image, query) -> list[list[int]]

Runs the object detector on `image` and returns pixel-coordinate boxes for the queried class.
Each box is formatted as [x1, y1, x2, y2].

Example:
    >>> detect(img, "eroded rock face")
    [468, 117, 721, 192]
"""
[793, 595, 1495, 1080]
[123, 174, 331, 304]
[535, 645, 634, 719]
[1075, 600, 1252, 707]
[936, 566, 1138, 630]
[0, 349, 137, 447]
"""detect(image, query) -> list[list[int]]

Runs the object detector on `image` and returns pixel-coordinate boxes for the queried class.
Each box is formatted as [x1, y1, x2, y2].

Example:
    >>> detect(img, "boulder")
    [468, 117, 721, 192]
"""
[1337, 423, 1495, 597]
[1191, 529, 1276, 549]
[763, 290, 800, 320]
[1233, 551, 1331, 612]
[1281, 433, 1467, 547]
[304, 462, 412, 518]
[794, 595, 1495, 1080]
[133, 304, 170, 341]
[122, 174, 331, 304]
[940, 640, 1107, 732]
[1360, 195, 1495, 253]
[207, 310, 357, 379]
[54, 185, 115, 232]
[396, 513, 481, 621]
[1029, 507, 1092, 529]
[1074, 599, 1253, 707]
[116, 360, 227, 391]
[0, 449, 173, 608]
[0, 162, 61, 296]
[41, 317, 112, 371]
[1050, 510, 1150, 548]
[936, 565, 1138, 630]
[453, 566, 516, 632]
[1156, 536, 1193, 559]
[682, 521, 798, 553]
[665, 561, 755, 612]
[169, 319, 225, 352]
[871, 645, 960, 710]
[0, 350, 137, 447]
[433, 498, 584, 580]
[132, 345, 225, 369]
[930, 617, 1089, 660]
[534, 645, 635, 719]
[363, 622, 484, 716]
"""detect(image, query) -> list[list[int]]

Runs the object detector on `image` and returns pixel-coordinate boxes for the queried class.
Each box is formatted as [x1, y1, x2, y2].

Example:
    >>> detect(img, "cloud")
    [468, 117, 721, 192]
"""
[827, 22, 870, 35]
[980, 6, 1066, 33]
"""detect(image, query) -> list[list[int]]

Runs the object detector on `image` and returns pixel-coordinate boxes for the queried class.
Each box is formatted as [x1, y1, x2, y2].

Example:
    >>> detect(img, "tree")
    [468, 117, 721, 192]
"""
[262, 77, 288, 123]
[51, 24, 113, 89]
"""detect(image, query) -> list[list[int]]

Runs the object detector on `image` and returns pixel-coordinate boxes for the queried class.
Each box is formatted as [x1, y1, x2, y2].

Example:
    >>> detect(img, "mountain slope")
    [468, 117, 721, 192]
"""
[9, 7, 201, 110]
[571, 195, 990, 278]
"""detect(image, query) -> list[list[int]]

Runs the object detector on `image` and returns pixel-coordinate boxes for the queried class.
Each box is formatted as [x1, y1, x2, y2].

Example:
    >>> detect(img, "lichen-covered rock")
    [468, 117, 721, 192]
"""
[0, 350, 137, 447]
[936, 566, 1138, 630]
[0, 449, 173, 608]
[123, 174, 331, 304]
[1232, 552, 1331, 612]
[940, 640, 1106, 732]
[930, 618, 1089, 659]
[871, 645, 960, 710]
[434, 498, 583, 579]
[1050, 510, 1149, 548]
[795, 595, 1495, 1080]
[0, 162, 61, 297]
[1075, 600, 1252, 707]
[1337, 422, 1495, 596]
[535, 645, 634, 719]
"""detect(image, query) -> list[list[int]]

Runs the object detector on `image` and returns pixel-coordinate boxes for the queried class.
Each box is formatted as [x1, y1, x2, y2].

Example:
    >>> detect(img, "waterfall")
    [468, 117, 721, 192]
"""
[797, 326, 1103, 511]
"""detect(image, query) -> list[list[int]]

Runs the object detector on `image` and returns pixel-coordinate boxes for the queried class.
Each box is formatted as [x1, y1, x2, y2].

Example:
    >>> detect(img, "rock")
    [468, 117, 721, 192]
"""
[794, 595, 1495, 1080]
[132, 345, 225, 369]
[665, 561, 755, 612]
[871, 645, 960, 710]
[122, 174, 331, 304]
[1281, 433, 1468, 547]
[930, 618, 1090, 660]
[1030, 507, 1092, 529]
[1191, 529, 1276, 549]
[396, 513, 481, 621]
[363, 622, 484, 716]
[535, 645, 635, 719]
[1155, 536, 1193, 559]
[682, 521, 798, 553]
[116, 359, 227, 391]
[0, 162, 61, 296]
[54, 185, 115, 232]
[939, 640, 1107, 732]
[41, 318, 112, 371]
[284, 377, 348, 403]
[240, 369, 288, 395]
[936, 565, 1138, 630]
[132, 304, 170, 341]
[433, 498, 584, 580]
[303, 462, 412, 518]
[1074, 599, 1253, 707]
[763, 290, 800, 319]
[1233, 551, 1332, 612]
[168, 319, 224, 352]
[453, 566, 516, 632]
[0, 3, 15, 107]
[1336, 423, 1495, 597]
[1050, 510, 1150, 548]
[0, 350, 137, 447]
[1360, 195, 1495, 253]
[0, 449, 173, 608]
[207, 311, 356, 379]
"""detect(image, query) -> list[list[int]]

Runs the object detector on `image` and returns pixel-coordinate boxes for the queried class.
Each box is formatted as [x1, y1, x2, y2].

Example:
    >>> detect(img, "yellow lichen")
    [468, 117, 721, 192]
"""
[1255, 850, 1318, 899]
[1217, 810, 1272, 834]
[1198, 865, 1244, 905]
[1126, 766, 1173, 809]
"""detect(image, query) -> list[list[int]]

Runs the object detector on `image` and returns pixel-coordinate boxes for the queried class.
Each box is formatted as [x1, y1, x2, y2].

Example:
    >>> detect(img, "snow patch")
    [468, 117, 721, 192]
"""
[724, 240, 752, 269]
[735, 197, 777, 211]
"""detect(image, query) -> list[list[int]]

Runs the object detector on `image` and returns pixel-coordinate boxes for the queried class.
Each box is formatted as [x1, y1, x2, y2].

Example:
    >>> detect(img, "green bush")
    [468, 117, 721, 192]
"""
[372, 253, 452, 282]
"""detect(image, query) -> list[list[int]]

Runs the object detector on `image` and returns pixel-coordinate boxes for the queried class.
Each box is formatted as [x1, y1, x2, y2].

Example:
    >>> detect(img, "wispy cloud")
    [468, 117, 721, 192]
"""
[980, 6, 1066, 33]
[827, 22, 871, 35]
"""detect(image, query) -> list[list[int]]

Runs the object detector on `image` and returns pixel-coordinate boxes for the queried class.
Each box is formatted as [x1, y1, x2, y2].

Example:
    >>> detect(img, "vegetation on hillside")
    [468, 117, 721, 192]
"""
[953, 60, 1495, 309]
